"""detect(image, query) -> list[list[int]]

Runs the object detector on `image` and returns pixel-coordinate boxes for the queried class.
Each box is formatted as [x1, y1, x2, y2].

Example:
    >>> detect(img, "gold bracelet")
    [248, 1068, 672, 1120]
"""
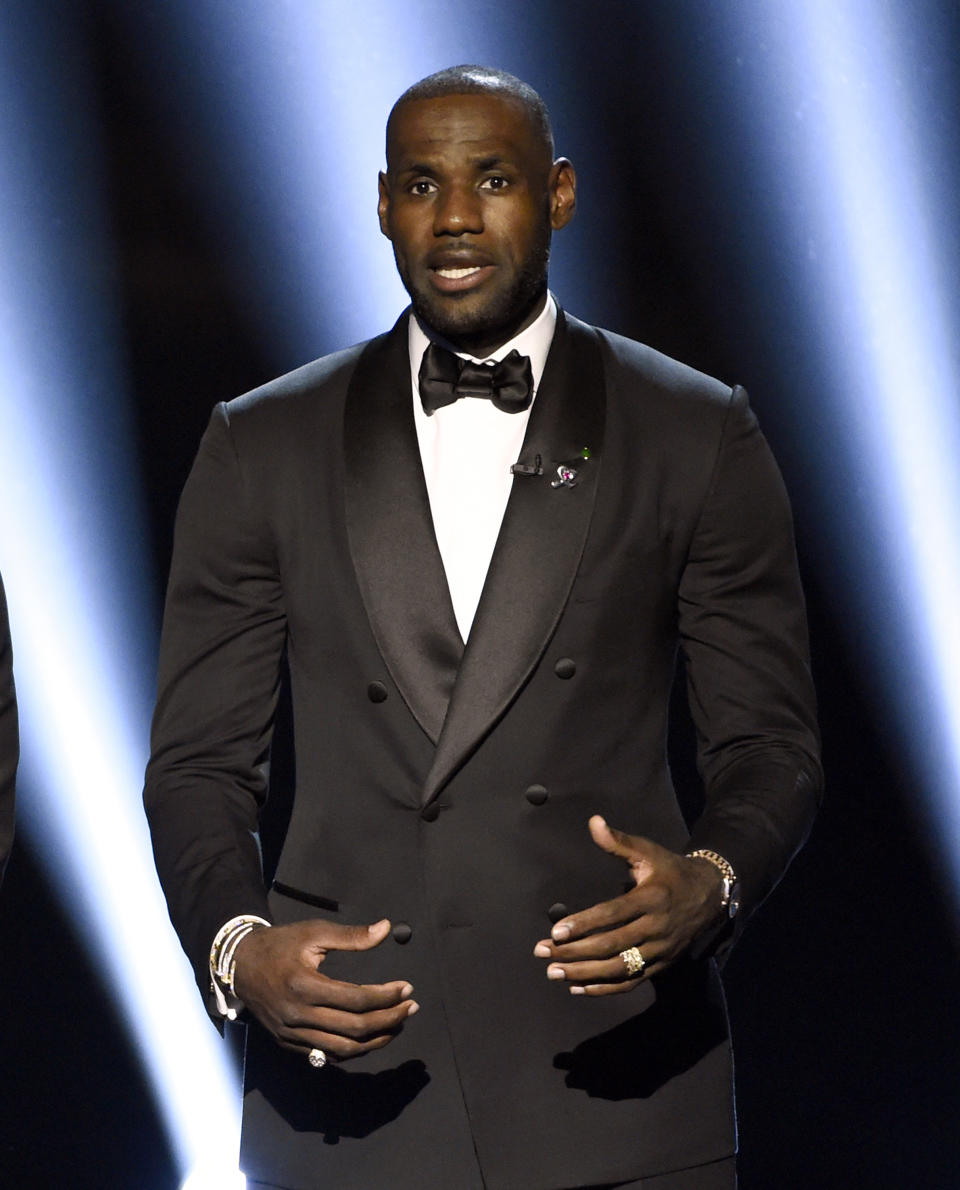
[685, 849, 741, 919]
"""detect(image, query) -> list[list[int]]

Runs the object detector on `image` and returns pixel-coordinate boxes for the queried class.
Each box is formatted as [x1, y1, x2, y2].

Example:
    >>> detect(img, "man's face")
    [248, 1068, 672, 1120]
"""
[378, 92, 575, 356]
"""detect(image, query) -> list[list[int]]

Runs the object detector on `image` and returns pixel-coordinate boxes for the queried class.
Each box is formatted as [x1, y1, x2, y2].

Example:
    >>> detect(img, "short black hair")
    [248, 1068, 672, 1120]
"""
[386, 65, 554, 164]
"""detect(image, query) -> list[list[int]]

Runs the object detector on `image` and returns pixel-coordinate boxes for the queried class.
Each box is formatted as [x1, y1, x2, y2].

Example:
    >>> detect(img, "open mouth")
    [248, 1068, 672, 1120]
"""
[430, 263, 494, 292]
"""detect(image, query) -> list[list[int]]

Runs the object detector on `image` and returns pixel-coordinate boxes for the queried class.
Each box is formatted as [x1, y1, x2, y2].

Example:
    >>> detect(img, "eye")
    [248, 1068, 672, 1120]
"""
[480, 174, 510, 191]
[409, 179, 437, 196]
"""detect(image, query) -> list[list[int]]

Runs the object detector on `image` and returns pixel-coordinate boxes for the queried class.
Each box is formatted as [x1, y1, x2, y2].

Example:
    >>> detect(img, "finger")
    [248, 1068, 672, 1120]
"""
[547, 886, 663, 944]
[587, 815, 657, 866]
[281, 997, 419, 1043]
[547, 955, 651, 985]
[588, 814, 637, 858]
[276, 1026, 399, 1061]
[546, 938, 667, 984]
[573, 978, 645, 997]
[573, 954, 670, 994]
[535, 918, 654, 961]
[299, 918, 392, 960]
[290, 971, 416, 1012]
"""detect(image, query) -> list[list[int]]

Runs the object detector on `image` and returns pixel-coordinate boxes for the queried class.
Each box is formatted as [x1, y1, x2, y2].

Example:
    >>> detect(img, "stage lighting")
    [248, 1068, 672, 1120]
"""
[181, 1166, 247, 1190]
[724, 2, 960, 888]
[111, 0, 554, 364]
[0, 5, 243, 1182]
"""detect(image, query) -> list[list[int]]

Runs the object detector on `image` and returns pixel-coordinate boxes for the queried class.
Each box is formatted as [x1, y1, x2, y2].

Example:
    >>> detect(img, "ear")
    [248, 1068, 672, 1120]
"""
[377, 171, 392, 239]
[548, 158, 577, 231]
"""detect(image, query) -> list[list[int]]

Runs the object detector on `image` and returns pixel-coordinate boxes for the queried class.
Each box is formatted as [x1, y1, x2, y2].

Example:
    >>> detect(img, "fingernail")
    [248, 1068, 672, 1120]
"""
[547, 965, 565, 981]
[552, 923, 571, 942]
[569, 985, 586, 995]
[405, 1001, 420, 1016]
[533, 943, 551, 958]
[400, 983, 414, 998]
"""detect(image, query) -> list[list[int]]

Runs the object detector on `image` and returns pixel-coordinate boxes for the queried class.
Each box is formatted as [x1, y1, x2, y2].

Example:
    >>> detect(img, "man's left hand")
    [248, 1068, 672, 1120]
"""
[533, 815, 724, 995]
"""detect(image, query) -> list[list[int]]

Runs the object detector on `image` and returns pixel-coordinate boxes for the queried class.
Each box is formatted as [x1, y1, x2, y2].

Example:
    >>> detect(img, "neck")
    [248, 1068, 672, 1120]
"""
[440, 290, 548, 358]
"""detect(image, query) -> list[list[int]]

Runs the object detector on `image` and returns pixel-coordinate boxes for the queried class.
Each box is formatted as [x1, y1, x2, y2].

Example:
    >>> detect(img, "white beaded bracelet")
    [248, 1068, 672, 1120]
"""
[209, 914, 271, 1019]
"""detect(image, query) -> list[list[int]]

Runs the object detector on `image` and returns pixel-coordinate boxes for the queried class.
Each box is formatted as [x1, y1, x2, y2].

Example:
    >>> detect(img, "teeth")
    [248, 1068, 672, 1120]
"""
[436, 266, 482, 279]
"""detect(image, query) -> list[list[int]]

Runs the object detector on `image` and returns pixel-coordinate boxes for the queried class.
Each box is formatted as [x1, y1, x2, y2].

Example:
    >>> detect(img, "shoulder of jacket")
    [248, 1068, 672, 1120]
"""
[602, 329, 732, 405]
[563, 311, 734, 409]
[223, 337, 375, 424]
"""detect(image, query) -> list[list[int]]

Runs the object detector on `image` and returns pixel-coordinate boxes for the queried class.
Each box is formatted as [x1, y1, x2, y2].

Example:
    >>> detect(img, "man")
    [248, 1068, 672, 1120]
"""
[0, 572, 18, 884]
[145, 66, 821, 1190]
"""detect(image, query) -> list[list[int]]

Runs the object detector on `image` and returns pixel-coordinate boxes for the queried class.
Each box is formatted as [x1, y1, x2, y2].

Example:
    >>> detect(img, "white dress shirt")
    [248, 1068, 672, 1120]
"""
[408, 294, 557, 641]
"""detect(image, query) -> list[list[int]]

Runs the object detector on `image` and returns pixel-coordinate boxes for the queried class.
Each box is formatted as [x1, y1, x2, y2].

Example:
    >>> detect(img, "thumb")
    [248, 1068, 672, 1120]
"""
[335, 918, 393, 951]
[302, 917, 392, 957]
[588, 815, 654, 869]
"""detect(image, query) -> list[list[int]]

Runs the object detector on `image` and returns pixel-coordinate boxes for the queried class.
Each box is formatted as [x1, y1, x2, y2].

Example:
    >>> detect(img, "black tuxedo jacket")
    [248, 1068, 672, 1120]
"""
[145, 309, 821, 1190]
[0, 573, 17, 884]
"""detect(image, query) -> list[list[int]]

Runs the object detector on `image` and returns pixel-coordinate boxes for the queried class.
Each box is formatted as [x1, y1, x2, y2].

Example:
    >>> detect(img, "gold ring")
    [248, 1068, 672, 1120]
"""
[619, 946, 646, 976]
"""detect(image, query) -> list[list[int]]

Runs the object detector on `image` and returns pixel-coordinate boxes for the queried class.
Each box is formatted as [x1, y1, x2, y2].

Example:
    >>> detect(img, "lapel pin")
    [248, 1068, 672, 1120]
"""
[551, 448, 591, 489]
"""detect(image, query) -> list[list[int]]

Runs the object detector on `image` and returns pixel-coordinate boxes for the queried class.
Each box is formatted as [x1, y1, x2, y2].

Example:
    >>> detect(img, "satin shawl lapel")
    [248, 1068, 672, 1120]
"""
[423, 311, 606, 804]
[343, 314, 463, 744]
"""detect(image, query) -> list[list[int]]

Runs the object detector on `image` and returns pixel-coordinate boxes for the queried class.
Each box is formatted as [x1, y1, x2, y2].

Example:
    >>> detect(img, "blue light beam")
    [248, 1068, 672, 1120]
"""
[724, 1, 960, 897]
[0, 7, 244, 1183]
[108, 0, 566, 366]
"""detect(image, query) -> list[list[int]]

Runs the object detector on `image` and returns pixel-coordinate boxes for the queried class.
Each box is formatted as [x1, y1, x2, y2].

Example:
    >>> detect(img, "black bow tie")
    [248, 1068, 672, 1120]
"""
[418, 342, 534, 415]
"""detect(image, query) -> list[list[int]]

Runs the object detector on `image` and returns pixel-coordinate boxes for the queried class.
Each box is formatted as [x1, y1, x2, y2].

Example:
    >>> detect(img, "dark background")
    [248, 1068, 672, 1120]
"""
[2, 2, 959, 1187]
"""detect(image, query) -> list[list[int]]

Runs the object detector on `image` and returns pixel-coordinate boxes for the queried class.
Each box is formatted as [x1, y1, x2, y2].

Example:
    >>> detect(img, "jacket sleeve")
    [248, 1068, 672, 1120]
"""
[144, 403, 286, 1005]
[678, 385, 822, 942]
[0, 573, 18, 885]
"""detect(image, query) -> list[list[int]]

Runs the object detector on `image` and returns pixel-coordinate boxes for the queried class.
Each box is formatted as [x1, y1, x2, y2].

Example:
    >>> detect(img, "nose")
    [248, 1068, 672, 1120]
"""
[433, 183, 483, 236]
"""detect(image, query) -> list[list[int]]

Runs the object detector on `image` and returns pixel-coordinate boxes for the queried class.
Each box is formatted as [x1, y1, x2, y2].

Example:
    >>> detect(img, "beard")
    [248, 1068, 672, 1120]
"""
[395, 231, 551, 354]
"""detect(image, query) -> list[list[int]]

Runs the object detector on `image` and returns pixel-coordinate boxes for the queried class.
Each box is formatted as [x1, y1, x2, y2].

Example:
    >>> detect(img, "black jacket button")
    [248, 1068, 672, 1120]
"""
[420, 804, 439, 822]
[554, 658, 576, 679]
[547, 902, 568, 924]
[367, 681, 388, 703]
[392, 922, 412, 944]
[525, 784, 548, 805]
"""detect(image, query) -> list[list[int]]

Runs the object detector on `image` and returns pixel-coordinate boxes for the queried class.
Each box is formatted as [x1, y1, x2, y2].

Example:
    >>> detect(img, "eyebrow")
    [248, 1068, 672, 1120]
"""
[472, 155, 511, 171]
[395, 153, 514, 177]
[399, 161, 440, 177]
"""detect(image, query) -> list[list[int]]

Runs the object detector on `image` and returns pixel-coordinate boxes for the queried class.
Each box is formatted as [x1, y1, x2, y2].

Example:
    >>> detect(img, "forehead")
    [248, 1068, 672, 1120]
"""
[387, 92, 544, 171]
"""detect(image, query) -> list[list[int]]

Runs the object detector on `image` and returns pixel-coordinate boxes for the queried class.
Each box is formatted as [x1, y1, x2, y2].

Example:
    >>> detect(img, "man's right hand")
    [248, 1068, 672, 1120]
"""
[233, 918, 418, 1062]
